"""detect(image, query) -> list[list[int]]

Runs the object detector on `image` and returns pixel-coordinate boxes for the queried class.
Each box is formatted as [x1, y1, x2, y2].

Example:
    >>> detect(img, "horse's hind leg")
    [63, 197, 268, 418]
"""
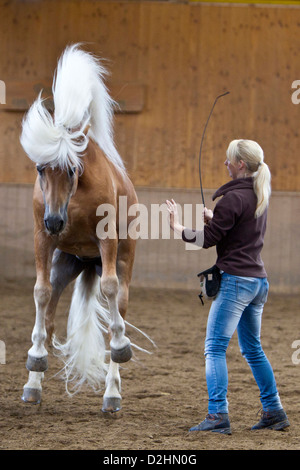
[22, 249, 84, 404]
[102, 360, 122, 413]
[45, 250, 85, 344]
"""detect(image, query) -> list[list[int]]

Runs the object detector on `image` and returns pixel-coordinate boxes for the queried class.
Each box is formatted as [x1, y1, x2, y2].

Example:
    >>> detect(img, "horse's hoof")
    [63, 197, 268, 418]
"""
[21, 387, 42, 404]
[26, 354, 48, 372]
[110, 343, 132, 363]
[102, 397, 122, 413]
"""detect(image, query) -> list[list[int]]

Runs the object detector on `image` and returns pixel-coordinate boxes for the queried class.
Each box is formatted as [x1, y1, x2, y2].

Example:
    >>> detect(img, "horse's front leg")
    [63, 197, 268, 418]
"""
[102, 238, 136, 413]
[100, 238, 132, 365]
[22, 233, 55, 404]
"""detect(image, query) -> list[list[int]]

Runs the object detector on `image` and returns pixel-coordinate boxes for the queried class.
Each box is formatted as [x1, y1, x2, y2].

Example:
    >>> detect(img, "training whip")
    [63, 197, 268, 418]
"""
[198, 91, 230, 207]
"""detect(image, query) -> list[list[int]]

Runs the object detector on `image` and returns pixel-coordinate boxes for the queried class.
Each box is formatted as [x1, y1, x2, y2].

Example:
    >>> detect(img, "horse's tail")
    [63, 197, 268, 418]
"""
[52, 267, 110, 394]
[53, 43, 125, 173]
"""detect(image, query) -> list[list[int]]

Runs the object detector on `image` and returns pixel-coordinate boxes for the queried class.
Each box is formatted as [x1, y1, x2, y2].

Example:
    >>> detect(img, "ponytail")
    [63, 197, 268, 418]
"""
[253, 161, 271, 218]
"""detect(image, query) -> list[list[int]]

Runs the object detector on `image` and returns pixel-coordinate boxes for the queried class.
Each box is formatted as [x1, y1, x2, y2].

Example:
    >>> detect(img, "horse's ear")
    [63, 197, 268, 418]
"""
[75, 123, 90, 144]
[82, 123, 91, 136]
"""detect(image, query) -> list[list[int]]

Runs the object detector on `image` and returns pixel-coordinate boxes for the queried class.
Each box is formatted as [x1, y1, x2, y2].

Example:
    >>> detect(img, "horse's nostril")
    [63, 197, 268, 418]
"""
[58, 219, 64, 232]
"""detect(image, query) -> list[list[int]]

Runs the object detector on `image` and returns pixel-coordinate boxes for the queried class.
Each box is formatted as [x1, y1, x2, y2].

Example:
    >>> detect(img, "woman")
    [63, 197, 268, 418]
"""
[166, 139, 289, 434]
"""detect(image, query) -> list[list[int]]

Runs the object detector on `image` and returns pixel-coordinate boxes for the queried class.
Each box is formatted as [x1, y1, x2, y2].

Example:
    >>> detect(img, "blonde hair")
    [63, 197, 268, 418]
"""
[226, 139, 271, 218]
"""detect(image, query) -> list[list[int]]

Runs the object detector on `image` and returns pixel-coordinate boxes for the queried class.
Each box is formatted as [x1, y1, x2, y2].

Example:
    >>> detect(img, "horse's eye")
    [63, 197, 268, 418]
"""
[68, 166, 76, 178]
[36, 165, 45, 175]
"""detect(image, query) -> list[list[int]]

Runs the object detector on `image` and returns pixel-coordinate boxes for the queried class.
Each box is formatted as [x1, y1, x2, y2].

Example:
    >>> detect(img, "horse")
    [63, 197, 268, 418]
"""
[20, 44, 138, 413]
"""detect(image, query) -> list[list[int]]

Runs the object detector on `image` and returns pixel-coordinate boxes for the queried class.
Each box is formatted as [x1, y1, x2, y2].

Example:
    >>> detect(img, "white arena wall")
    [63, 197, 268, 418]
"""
[0, 184, 299, 294]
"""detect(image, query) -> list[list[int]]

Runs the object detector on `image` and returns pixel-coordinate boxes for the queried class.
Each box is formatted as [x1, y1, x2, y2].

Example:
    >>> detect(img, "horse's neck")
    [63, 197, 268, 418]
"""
[79, 140, 120, 189]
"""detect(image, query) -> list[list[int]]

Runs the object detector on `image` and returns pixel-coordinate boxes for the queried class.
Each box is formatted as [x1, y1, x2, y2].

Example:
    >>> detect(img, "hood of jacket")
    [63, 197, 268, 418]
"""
[212, 177, 254, 201]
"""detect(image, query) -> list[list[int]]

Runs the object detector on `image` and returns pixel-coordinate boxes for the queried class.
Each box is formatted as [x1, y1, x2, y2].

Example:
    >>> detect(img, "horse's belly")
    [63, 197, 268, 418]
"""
[56, 240, 100, 259]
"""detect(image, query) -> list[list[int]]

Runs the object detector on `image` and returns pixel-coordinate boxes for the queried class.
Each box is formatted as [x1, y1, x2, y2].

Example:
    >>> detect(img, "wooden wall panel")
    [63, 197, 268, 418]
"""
[1, 1, 300, 191]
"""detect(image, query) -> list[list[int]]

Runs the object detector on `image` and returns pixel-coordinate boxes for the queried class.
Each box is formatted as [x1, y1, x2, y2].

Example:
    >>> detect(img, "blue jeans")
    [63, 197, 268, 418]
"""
[205, 272, 282, 414]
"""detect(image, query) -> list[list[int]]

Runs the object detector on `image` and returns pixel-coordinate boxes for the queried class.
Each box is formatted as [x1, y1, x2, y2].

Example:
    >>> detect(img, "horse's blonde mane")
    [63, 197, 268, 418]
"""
[20, 44, 126, 174]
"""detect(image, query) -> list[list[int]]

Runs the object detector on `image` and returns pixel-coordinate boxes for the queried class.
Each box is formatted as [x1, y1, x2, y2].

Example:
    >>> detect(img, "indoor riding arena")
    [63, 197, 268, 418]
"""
[1, 0, 300, 454]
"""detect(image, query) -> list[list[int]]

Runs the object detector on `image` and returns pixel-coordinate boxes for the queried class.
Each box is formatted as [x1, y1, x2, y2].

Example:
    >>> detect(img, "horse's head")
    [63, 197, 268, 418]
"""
[37, 164, 79, 235]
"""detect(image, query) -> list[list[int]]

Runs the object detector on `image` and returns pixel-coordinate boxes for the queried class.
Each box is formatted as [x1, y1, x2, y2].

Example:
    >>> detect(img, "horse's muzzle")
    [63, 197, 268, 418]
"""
[44, 214, 66, 235]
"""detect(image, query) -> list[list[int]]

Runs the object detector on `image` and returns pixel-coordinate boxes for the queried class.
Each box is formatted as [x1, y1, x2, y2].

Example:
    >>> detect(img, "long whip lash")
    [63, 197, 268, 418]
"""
[198, 91, 230, 207]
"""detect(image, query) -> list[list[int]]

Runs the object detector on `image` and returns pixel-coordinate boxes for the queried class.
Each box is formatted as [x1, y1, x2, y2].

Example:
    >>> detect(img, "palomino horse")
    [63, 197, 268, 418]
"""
[20, 44, 138, 412]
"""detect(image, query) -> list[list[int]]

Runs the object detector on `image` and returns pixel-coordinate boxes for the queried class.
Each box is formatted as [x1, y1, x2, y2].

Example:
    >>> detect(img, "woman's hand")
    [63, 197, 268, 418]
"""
[203, 207, 213, 224]
[166, 199, 178, 230]
[166, 199, 184, 235]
